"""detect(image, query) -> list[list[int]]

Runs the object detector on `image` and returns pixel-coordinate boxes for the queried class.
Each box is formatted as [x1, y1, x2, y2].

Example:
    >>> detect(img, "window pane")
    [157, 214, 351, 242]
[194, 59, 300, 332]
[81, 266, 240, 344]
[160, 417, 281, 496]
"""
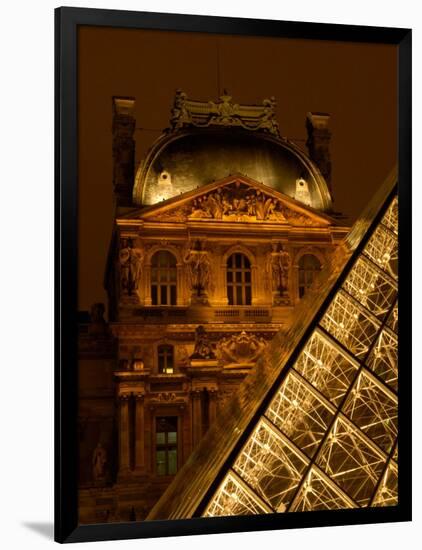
[168, 449, 178, 475]
[151, 286, 158, 305]
[156, 450, 166, 475]
[227, 253, 252, 306]
[156, 432, 165, 444]
[245, 286, 252, 305]
[228, 286, 234, 305]
[161, 286, 167, 305]
[168, 431, 177, 444]
[170, 285, 177, 305]
[158, 355, 165, 373]
[151, 251, 177, 306]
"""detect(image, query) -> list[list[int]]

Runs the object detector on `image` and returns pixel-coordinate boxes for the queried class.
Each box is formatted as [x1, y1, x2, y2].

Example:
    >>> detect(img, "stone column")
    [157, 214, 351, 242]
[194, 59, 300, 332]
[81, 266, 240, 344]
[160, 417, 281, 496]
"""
[209, 390, 218, 426]
[118, 394, 130, 475]
[176, 263, 184, 305]
[251, 264, 259, 305]
[134, 393, 145, 471]
[191, 391, 203, 447]
[218, 261, 229, 306]
[143, 264, 152, 306]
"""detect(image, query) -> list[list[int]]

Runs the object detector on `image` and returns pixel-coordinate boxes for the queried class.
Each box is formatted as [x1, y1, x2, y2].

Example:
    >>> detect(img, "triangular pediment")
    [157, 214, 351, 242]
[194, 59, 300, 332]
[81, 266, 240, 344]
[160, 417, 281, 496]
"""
[123, 174, 337, 227]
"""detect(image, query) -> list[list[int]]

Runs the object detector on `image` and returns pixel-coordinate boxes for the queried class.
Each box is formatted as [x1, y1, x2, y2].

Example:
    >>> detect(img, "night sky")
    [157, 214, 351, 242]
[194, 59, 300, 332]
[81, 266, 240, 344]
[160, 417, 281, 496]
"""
[78, 26, 397, 312]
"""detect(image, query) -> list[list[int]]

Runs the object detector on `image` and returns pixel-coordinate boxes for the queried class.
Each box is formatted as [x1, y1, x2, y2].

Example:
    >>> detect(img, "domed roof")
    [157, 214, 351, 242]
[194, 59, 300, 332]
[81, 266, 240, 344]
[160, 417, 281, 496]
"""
[133, 93, 333, 211]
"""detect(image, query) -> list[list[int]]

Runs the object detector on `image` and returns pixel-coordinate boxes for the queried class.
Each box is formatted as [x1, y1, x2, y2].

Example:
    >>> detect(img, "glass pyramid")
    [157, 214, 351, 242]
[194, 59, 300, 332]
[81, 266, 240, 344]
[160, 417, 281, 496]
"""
[204, 194, 398, 516]
[148, 174, 398, 520]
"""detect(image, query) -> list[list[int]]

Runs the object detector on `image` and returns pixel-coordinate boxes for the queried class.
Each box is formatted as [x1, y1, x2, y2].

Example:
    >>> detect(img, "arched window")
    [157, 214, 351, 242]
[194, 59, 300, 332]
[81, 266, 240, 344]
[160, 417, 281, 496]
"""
[158, 344, 174, 374]
[227, 253, 252, 305]
[298, 254, 322, 298]
[151, 251, 177, 305]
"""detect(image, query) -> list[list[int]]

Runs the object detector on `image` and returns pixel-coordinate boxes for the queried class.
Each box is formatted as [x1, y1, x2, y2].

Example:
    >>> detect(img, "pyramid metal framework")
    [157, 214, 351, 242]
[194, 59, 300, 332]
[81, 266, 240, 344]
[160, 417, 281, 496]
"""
[203, 194, 398, 516]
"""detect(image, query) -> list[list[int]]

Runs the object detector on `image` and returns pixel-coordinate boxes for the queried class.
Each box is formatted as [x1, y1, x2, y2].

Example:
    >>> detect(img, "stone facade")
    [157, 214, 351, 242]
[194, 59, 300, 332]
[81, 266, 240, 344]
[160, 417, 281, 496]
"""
[78, 94, 349, 524]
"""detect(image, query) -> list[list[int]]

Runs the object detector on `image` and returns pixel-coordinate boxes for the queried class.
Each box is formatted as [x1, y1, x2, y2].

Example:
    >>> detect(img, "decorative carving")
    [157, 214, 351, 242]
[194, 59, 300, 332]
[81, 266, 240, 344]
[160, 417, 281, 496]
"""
[266, 243, 292, 305]
[170, 90, 280, 137]
[189, 182, 287, 222]
[216, 331, 268, 365]
[190, 325, 216, 360]
[183, 240, 213, 302]
[119, 238, 144, 295]
[92, 442, 107, 481]
[176, 345, 190, 367]
[149, 392, 185, 405]
[148, 181, 321, 226]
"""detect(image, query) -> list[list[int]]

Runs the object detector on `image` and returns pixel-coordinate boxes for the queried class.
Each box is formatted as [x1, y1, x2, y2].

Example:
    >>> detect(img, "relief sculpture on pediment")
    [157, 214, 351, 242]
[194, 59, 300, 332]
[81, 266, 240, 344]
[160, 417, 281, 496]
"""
[147, 182, 322, 226]
[188, 182, 288, 222]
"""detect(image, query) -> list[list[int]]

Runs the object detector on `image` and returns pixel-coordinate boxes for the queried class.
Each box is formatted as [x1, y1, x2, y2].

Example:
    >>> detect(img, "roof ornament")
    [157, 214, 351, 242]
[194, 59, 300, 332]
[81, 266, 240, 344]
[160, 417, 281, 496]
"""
[169, 89, 280, 137]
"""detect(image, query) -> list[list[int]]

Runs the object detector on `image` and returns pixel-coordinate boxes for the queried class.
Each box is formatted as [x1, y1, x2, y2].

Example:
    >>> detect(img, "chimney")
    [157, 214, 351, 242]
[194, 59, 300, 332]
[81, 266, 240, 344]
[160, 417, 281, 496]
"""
[112, 97, 136, 207]
[306, 112, 333, 198]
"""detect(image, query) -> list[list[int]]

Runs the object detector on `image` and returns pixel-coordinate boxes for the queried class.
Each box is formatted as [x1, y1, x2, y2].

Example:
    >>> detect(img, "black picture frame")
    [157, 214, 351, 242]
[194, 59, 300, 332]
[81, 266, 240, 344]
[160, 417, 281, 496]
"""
[55, 6, 412, 543]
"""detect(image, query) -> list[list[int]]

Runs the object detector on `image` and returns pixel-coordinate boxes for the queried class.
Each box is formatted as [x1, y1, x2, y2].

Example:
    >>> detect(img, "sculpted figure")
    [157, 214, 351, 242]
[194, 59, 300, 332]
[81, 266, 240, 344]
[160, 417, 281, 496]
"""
[279, 245, 291, 293]
[190, 325, 216, 360]
[119, 239, 144, 295]
[183, 241, 213, 299]
[170, 89, 190, 130]
[92, 442, 107, 481]
[266, 243, 291, 303]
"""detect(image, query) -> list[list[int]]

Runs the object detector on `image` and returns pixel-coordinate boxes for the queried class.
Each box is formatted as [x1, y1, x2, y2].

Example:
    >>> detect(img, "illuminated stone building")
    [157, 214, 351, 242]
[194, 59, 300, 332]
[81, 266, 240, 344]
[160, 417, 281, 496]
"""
[147, 177, 398, 520]
[78, 92, 350, 523]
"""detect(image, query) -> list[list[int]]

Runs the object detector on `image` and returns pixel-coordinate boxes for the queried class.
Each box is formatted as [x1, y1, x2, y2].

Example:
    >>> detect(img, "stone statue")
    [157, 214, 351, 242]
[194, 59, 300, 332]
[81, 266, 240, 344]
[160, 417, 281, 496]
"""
[183, 240, 213, 301]
[267, 244, 291, 304]
[119, 239, 144, 295]
[170, 89, 189, 130]
[92, 442, 107, 481]
[190, 325, 216, 360]
[279, 245, 291, 294]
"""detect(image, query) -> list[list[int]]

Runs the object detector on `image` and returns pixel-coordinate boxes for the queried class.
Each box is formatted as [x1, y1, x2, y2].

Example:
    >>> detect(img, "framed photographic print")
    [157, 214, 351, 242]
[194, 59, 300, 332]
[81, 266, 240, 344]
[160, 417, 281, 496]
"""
[55, 6, 411, 543]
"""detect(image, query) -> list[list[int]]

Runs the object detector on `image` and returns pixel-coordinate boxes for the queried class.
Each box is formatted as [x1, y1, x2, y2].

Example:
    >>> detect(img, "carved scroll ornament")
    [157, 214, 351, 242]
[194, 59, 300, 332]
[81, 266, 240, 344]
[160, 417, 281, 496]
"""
[170, 90, 280, 137]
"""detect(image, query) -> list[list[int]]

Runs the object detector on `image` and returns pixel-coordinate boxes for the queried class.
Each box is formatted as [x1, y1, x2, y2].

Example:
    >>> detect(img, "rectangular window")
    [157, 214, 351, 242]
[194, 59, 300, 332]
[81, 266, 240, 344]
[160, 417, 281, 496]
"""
[158, 345, 174, 374]
[156, 416, 178, 476]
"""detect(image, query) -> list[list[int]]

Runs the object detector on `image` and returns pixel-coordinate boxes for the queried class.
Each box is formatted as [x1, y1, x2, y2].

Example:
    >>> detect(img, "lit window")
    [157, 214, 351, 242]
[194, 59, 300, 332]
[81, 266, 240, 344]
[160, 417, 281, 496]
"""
[151, 251, 177, 305]
[227, 253, 252, 305]
[158, 344, 174, 374]
[298, 254, 321, 298]
[156, 417, 178, 476]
